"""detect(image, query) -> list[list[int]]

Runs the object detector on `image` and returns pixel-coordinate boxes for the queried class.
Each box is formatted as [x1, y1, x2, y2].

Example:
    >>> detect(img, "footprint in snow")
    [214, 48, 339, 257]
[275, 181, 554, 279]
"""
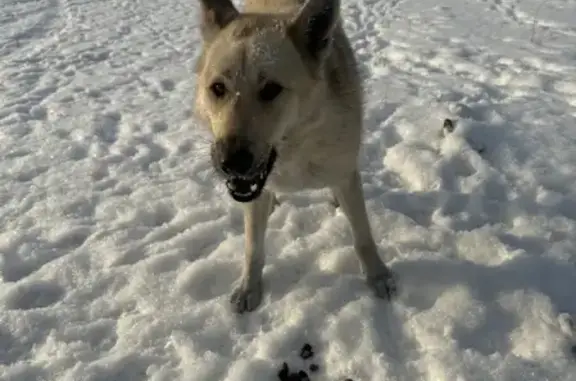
[440, 118, 486, 154]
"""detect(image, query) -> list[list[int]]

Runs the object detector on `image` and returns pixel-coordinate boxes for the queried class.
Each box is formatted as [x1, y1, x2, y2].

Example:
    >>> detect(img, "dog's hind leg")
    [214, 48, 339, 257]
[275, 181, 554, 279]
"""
[332, 170, 397, 299]
[230, 189, 275, 313]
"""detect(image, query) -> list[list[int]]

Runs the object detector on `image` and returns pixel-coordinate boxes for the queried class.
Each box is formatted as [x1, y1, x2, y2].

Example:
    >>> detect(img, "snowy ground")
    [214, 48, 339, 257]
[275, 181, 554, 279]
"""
[1, 0, 576, 379]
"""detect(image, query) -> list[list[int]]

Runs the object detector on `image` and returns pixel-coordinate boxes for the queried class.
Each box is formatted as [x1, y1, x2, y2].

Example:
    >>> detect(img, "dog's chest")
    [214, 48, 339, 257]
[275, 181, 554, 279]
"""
[266, 159, 329, 192]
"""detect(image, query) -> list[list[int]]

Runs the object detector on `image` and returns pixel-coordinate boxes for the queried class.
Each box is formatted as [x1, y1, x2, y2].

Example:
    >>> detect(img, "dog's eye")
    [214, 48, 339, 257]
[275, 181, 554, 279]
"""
[210, 82, 227, 98]
[259, 81, 283, 102]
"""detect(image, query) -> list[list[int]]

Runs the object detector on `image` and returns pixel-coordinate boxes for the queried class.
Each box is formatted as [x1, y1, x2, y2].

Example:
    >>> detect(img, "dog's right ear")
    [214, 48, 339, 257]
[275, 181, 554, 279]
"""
[198, 0, 239, 41]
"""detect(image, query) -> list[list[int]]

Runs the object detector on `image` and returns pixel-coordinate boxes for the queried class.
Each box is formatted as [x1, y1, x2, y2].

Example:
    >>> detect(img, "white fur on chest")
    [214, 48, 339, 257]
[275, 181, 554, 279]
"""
[266, 159, 330, 192]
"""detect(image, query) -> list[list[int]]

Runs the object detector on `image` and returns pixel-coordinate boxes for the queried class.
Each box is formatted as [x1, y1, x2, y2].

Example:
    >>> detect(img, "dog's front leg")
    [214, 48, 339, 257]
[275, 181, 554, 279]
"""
[230, 189, 274, 313]
[332, 170, 397, 299]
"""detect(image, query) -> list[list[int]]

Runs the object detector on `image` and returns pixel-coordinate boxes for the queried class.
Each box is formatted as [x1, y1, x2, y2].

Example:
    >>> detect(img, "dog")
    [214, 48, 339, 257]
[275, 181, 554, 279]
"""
[193, 0, 397, 313]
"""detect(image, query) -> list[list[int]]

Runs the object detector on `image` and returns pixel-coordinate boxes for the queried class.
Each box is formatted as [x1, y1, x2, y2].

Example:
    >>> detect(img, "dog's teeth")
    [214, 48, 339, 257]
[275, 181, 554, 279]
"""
[250, 183, 257, 192]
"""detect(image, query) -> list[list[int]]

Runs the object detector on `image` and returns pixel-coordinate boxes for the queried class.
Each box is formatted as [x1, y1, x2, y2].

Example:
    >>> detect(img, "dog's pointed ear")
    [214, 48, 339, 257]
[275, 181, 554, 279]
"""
[288, 0, 340, 61]
[199, 0, 239, 41]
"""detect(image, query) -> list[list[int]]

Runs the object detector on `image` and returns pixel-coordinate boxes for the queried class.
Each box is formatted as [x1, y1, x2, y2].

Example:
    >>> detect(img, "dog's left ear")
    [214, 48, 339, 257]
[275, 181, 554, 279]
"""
[288, 0, 340, 61]
[198, 0, 239, 41]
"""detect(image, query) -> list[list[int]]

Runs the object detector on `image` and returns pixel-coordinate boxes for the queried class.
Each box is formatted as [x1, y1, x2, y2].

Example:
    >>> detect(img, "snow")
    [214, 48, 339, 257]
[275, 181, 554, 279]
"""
[1, 0, 576, 378]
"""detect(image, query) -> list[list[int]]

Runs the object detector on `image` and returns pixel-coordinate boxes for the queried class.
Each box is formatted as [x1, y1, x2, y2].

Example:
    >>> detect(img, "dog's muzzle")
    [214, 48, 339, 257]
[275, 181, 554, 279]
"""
[212, 140, 277, 202]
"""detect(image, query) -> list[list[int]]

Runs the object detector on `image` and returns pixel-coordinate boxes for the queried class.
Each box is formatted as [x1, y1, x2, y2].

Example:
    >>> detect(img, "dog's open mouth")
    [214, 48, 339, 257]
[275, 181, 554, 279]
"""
[225, 149, 277, 203]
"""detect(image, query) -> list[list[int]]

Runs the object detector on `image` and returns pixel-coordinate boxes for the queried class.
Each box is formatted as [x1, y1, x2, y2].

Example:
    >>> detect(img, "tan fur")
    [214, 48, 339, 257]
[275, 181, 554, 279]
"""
[194, 0, 396, 313]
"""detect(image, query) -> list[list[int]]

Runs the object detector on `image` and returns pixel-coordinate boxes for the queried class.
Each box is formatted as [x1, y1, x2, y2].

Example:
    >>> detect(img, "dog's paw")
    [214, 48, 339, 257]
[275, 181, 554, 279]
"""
[230, 279, 263, 313]
[366, 270, 398, 300]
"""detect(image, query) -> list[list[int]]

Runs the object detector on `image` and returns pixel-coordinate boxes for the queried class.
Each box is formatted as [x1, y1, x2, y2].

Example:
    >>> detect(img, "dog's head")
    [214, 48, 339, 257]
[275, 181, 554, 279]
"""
[193, 0, 341, 202]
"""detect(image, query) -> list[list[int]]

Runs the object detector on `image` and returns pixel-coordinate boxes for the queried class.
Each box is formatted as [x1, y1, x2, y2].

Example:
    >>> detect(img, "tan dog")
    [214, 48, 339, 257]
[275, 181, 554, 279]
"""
[194, 0, 396, 313]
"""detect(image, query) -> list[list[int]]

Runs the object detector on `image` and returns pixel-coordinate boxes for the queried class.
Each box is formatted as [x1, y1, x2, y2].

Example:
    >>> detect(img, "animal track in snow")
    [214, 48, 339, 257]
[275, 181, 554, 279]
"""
[159, 78, 176, 92]
[14, 165, 49, 182]
[93, 111, 121, 144]
[3, 281, 64, 310]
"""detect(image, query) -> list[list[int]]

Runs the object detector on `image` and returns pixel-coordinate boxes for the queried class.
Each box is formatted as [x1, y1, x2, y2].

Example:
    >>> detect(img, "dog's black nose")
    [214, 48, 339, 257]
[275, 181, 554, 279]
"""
[222, 147, 254, 176]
